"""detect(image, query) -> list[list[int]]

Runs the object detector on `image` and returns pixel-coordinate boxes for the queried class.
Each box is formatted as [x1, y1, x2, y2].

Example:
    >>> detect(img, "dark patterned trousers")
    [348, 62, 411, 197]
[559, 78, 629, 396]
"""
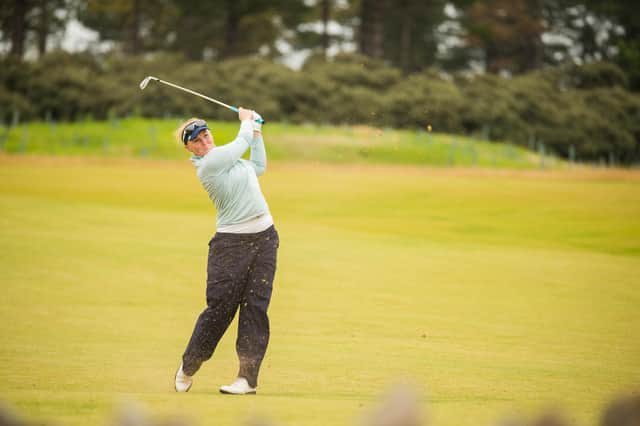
[182, 225, 279, 388]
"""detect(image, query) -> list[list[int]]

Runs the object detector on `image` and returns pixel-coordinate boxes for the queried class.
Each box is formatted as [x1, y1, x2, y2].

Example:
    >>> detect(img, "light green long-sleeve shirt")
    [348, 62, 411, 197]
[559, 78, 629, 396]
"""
[190, 120, 270, 228]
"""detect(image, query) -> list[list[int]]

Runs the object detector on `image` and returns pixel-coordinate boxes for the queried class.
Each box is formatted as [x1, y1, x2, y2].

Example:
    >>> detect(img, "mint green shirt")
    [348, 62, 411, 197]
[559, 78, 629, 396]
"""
[190, 120, 270, 228]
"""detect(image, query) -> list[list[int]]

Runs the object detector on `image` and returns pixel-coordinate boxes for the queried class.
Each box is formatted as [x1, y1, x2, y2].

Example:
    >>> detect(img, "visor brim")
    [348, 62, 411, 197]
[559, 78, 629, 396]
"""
[186, 125, 209, 142]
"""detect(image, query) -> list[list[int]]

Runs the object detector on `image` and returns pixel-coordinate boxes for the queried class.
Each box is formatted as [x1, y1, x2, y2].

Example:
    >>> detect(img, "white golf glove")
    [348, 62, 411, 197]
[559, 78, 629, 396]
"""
[252, 111, 263, 133]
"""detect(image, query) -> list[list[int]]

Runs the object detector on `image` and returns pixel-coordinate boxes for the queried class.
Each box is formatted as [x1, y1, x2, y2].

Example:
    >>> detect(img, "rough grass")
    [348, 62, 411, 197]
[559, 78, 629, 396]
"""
[0, 118, 557, 168]
[0, 155, 638, 426]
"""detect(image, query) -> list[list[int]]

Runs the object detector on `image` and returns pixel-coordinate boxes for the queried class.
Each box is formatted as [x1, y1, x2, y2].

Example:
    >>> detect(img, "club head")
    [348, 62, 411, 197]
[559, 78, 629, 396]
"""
[139, 76, 158, 90]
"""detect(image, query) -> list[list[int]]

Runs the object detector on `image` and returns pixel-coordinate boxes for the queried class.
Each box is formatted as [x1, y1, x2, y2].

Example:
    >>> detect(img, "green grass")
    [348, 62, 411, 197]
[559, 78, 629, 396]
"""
[0, 118, 556, 168]
[1, 155, 638, 426]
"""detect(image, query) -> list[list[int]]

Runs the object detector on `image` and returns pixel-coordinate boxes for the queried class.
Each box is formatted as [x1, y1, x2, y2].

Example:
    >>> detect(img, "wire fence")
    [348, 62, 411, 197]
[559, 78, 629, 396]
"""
[0, 114, 629, 169]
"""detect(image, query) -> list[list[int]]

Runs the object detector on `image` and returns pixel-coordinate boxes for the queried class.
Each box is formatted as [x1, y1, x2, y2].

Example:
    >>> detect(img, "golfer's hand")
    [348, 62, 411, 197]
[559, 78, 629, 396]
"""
[238, 107, 253, 121]
[252, 111, 263, 132]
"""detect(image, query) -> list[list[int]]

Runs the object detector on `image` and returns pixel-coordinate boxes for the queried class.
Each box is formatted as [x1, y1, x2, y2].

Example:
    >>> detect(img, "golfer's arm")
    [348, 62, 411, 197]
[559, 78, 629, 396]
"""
[201, 120, 253, 173]
[249, 133, 266, 176]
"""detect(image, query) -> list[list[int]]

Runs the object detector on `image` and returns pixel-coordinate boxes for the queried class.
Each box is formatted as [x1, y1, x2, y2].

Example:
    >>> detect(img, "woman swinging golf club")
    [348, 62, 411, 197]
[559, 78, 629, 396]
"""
[174, 107, 279, 395]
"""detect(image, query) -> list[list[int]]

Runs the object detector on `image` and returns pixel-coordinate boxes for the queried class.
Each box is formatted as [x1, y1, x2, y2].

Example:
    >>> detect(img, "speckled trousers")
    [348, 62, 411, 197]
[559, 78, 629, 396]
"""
[182, 225, 279, 388]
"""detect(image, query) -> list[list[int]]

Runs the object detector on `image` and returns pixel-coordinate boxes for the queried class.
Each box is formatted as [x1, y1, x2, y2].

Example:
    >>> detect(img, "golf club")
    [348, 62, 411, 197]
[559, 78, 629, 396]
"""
[139, 76, 265, 124]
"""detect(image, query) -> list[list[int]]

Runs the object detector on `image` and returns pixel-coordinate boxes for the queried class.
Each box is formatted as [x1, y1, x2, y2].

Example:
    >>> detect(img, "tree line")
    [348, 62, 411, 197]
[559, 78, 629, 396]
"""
[1, 52, 639, 164]
[1, 0, 639, 88]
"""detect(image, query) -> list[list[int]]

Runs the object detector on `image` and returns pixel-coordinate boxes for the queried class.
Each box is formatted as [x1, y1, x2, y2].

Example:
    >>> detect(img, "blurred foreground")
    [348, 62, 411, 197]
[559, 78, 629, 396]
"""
[1, 386, 638, 426]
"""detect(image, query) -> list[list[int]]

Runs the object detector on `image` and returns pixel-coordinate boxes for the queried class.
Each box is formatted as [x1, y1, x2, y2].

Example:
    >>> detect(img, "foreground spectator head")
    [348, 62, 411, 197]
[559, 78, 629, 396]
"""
[361, 382, 425, 426]
[601, 393, 640, 426]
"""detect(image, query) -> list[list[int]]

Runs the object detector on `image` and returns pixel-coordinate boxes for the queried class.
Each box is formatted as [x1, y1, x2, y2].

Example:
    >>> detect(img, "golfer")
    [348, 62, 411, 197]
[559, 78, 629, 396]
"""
[174, 107, 279, 395]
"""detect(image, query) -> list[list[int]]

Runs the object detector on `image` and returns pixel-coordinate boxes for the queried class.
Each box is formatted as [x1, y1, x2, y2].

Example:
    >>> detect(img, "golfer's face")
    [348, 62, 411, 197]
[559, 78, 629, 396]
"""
[186, 130, 214, 156]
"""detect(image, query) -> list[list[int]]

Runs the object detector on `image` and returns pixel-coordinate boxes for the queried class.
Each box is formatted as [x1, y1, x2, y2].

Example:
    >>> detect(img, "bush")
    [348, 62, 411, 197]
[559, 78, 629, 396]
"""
[0, 57, 35, 122]
[457, 73, 528, 141]
[565, 61, 629, 90]
[383, 71, 464, 131]
[1, 52, 639, 163]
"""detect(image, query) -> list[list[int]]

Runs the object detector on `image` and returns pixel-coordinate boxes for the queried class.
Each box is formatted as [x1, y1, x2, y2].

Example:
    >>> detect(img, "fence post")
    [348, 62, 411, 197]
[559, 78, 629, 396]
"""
[538, 141, 546, 170]
[49, 119, 57, 139]
[110, 115, 120, 129]
[20, 126, 28, 154]
[12, 109, 20, 127]
[103, 137, 110, 155]
[62, 127, 69, 148]
[469, 140, 477, 166]
[528, 133, 535, 151]
[414, 128, 423, 144]
[482, 125, 490, 141]
[0, 124, 7, 152]
[149, 126, 157, 154]
[504, 143, 515, 161]
[569, 145, 576, 165]
[448, 138, 456, 165]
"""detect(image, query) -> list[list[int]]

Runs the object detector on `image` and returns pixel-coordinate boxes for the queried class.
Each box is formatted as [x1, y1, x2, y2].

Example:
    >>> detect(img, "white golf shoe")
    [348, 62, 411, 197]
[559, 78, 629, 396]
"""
[174, 363, 193, 392]
[219, 377, 256, 395]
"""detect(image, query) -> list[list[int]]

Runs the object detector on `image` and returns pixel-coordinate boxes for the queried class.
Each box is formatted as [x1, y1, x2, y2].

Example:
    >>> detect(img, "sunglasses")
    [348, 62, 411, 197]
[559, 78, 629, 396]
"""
[182, 119, 208, 144]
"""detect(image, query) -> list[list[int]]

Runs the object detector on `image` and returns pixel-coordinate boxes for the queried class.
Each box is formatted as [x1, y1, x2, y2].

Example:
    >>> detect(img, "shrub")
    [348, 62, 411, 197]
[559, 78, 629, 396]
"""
[383, 71, 464, 131]
[1, 52, 639, 163]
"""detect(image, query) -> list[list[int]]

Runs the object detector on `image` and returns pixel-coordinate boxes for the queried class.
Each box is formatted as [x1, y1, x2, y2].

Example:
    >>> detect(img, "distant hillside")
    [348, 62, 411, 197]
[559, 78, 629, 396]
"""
[0, 118, 563, 169]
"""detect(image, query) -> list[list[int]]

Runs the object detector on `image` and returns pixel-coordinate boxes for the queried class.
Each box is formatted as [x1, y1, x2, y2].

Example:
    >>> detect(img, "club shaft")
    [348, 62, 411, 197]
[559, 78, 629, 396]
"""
[156, 79, 238, 112]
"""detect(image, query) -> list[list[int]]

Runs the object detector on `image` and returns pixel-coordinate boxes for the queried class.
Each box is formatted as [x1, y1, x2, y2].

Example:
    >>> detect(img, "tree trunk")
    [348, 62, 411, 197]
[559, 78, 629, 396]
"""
[37, 0, 48, 58]
[529, 0, 544, 70]
[370, 0, 385, 59]
[222, 0, 240, 58]
[359, 0, 385, 59]
[321, 0, 330, 57]
[10, 0, 29, 59]
[358, 0, 369, 54]
[129, 0, 141, 54]
[400, 0, 413, 74]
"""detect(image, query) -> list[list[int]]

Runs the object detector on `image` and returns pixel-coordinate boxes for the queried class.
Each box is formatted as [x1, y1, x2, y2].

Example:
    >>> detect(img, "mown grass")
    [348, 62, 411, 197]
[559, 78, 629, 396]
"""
[0, 155, 638, 426]
[0, 118, 555, 168]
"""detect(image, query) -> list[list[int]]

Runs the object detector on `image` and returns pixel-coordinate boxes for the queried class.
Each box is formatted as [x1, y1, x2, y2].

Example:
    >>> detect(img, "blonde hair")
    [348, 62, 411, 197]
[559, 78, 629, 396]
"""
[175, 117, 206, 145]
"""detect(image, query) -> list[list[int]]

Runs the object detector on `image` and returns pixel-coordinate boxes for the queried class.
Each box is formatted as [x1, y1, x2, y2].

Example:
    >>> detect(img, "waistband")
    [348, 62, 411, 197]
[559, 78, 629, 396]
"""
[216, 213, 273, 234]
[212, 224, 276, 242]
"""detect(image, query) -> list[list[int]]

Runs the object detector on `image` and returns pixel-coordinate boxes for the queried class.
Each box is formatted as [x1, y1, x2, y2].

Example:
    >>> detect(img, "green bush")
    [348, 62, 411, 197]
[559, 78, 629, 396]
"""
[383, 71, 464, 131]
[565, 62, 629, 90]
[0, 57, 34, 122]
[1, 52, 639, 164]
[457, 74, 528, 141]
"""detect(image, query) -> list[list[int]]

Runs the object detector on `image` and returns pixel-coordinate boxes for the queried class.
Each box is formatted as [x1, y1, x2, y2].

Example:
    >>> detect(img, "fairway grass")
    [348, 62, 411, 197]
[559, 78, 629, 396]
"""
[0, 155, 639, 426]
